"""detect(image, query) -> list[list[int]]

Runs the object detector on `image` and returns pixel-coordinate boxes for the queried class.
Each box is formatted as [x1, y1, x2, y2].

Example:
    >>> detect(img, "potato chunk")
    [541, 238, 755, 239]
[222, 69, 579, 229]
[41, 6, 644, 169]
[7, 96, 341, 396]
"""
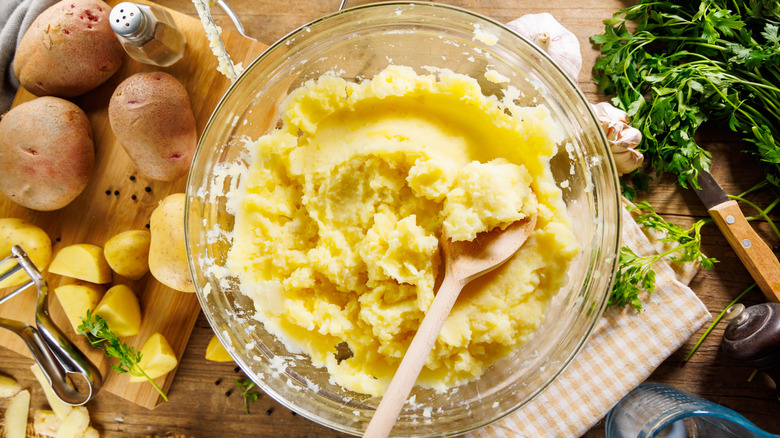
[0, 374, 22, 398]
[49, 244, 112, 284]
[129, 333, 178, 382]
[4, 389, 30, 438]
[0, 218, 52, 288]
[104, 230, 151, 280]
[54, 282, 104, 332]
[205, 334, 233, 362]
[94, 284, 141, 337]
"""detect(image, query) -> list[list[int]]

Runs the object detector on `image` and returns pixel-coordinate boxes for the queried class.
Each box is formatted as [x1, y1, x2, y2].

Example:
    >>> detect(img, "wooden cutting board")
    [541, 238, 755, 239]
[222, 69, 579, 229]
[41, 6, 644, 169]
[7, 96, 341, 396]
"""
[0, 0, 266, 409]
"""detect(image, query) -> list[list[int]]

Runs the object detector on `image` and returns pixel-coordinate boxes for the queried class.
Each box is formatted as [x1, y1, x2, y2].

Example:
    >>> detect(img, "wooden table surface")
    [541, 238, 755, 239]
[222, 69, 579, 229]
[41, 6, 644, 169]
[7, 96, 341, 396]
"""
[2, 0, 779, 436]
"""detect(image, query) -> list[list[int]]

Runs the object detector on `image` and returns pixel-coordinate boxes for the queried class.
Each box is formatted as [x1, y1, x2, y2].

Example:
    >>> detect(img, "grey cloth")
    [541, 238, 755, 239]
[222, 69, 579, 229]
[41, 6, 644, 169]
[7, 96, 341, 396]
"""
[0, 0, 58, 113]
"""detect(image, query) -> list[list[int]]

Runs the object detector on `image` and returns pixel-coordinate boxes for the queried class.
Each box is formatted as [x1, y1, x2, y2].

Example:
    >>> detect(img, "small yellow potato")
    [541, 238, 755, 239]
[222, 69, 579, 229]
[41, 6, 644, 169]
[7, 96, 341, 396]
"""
[94, 284, 141, 337]
[34, 409, 61, 437]
[3, 389, 30, 438]
[149, 194, 194, 292]
[129, 333, 178, 382]
[0, 218, 52, 288]
[53, 282, 105, 332]
[30, 364, 73, 420]
[205, 334, 233, 363]
[0, 374, 22, 398]
[103, 230, 151, 280]
[49, 243, 112, 284]
[54, 406, 90, 438]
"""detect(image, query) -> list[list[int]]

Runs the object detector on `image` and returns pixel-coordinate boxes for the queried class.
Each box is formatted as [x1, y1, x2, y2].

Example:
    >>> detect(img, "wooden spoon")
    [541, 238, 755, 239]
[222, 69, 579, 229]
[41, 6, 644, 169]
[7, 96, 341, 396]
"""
[364, 215, 537, 438]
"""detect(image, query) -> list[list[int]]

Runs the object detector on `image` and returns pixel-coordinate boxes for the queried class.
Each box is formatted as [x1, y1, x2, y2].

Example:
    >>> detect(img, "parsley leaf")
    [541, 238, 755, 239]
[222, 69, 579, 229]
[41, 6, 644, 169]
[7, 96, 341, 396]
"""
[609, 202, 717, 311]
[234, 378, 261, 414]
[77, 311, 168, 401]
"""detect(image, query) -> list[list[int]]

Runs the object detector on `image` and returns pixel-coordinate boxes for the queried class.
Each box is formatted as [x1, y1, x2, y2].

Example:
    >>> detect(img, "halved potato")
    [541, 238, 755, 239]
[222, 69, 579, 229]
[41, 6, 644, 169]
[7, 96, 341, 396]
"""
[129, 333, 178, 382]
[54, 282, 105, 332]
[94, 284, 141, 337]
[49, 244, 111, 284]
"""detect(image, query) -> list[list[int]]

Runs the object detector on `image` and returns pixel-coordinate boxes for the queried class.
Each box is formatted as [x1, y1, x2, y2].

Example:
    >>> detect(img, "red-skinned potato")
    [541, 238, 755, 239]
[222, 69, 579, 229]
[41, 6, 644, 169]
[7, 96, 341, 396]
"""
[109, 72, 197, 181]
[0, 97, 94, 211]
[13, 0, 124, 98]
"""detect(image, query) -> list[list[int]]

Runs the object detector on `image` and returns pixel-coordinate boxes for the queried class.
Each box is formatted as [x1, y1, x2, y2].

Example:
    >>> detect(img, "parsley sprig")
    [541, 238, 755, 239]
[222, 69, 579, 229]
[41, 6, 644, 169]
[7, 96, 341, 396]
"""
[234, 378, 261, 414]
[610, 202, 717, 311]
[77, 311, 168, 401]
[592, 0, 780, 189]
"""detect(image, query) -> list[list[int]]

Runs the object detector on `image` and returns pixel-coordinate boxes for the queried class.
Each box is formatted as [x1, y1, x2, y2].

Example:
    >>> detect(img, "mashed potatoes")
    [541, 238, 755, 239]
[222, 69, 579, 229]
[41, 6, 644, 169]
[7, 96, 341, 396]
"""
[226, 65, 578, 396]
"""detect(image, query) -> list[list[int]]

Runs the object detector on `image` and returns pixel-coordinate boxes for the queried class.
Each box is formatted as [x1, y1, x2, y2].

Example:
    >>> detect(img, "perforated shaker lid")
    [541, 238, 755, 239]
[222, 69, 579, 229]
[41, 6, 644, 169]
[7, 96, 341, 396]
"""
[110, 2, 145, 36]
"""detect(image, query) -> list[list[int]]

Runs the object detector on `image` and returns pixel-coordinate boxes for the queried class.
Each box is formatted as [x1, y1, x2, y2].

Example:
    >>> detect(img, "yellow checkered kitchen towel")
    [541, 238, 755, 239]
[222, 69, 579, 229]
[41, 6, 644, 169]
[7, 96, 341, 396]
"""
[466, 200, 712, 438]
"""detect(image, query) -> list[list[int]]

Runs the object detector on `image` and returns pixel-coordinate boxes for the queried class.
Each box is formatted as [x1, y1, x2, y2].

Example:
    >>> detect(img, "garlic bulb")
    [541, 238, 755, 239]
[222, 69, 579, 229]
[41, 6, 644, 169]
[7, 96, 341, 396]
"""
[592, 102, 644, 175]
[506, 13, 582, 80]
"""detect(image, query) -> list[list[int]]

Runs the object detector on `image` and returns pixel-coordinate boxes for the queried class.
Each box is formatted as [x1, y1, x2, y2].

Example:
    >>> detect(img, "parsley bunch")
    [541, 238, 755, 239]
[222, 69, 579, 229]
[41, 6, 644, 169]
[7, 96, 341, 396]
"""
[77, 311, 168, 401]
[610, 202, 717, 311]
[592, 0, 780, 188]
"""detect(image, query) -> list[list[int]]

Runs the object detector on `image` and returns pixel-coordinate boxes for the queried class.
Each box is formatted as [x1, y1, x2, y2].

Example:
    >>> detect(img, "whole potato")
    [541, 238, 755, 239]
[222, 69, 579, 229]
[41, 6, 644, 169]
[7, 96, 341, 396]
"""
[149, 193, 195, 292]
[13, 0, 123, 97]
[0, 97, 94, 211]
[109, 72, 197, 181]
[104, 229, 151, 280]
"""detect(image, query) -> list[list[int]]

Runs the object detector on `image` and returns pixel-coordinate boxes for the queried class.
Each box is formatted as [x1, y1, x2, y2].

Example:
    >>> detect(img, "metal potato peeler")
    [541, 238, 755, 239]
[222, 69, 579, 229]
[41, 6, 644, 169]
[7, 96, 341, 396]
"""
[0, 245, 102, 405]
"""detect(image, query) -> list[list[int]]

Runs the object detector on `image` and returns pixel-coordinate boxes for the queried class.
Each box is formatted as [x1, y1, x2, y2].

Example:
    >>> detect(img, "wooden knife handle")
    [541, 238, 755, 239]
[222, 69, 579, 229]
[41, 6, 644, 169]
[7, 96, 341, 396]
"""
[709, 200, 780, 302]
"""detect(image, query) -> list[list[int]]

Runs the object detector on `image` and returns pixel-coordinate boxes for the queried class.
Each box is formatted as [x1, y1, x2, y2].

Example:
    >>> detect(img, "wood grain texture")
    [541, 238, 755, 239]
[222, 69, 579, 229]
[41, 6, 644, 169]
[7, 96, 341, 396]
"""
[1, 0, 780, 437]
[0, 0, 266, 409]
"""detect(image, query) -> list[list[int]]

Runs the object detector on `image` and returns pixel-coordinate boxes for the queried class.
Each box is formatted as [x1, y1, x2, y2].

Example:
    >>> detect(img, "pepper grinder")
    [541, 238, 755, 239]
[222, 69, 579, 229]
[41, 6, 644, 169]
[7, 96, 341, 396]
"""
[722, 302, 780, 400]
[109, 2, 186, 67]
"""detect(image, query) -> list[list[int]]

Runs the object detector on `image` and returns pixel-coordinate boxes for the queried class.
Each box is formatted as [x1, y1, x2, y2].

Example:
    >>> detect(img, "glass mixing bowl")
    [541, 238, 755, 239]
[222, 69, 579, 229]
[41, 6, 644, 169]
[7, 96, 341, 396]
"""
[185, 2, 621, 436]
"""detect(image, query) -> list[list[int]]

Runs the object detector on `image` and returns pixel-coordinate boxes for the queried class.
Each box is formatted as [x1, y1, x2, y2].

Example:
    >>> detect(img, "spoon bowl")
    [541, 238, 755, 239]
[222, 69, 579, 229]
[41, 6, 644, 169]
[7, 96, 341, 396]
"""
[442, 215, 539, 286]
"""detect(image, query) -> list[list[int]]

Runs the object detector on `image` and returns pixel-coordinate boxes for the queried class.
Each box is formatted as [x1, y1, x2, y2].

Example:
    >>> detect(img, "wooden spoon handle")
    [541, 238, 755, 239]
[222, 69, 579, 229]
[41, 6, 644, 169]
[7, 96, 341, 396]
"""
[363, 274, 464, 438]
[709, 200, 780, 302]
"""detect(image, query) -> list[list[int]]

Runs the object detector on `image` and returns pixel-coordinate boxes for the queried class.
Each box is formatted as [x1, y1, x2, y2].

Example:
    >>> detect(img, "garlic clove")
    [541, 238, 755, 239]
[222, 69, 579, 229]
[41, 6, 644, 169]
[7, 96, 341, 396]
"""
[613, 146, 645, 175]
[506, 13, 582, 80]
[592, 101, 630, 125]
[591, 102, 645, 175]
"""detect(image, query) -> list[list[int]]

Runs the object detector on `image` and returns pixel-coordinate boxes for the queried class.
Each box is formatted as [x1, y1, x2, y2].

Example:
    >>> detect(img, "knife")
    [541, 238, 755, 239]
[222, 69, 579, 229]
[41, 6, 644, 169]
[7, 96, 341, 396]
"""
[694, 170, 780, 302]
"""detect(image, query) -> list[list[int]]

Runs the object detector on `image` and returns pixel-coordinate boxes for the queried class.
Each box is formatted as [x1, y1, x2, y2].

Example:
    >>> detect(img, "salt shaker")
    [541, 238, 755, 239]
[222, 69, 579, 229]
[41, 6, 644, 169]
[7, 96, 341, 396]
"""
[109, 2, 186, 67]
[722, 302, 780, 399]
